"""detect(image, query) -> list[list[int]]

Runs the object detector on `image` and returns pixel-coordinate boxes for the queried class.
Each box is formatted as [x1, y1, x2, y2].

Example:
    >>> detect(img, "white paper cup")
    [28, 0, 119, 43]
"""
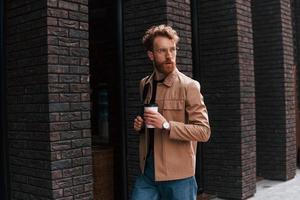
[144, 104, 158, 128]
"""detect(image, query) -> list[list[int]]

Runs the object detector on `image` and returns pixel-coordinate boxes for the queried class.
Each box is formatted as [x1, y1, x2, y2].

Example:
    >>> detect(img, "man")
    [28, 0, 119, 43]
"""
[132, 24, 211, 200]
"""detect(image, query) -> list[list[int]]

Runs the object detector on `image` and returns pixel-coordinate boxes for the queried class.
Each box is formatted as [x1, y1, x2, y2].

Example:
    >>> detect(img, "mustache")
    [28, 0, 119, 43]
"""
[164, 60, 173, 64]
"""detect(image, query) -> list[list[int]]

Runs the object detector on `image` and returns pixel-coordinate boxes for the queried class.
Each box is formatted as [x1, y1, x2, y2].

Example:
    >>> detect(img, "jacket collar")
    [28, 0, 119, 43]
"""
[145, 68, 178, 87]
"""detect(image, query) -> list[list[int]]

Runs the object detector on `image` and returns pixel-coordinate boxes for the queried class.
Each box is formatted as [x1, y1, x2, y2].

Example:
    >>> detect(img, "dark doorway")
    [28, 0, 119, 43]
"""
[1, 0, 9, 199]
[191, 0, 205, 193]
[89, 0, 127, 199]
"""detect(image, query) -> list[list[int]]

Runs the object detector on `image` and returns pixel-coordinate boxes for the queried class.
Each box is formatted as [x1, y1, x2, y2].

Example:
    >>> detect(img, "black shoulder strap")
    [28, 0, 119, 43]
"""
[142, 76, 151, 102]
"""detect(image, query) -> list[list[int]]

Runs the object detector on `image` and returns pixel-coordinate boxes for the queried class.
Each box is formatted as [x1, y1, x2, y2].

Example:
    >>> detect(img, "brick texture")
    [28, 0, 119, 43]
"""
[293, 0, 300, 68]
[293, 0, 300, 167]
[166, 0, 193, 76]
[197, 0, 256, 199]
[1, 0, 8, 198]
[237, 0, 256, 198]
[6, 0, 92, 199]
[6, 0, 52, 199]
[47, 0, 93, 199]
[252, 0, 297, 180]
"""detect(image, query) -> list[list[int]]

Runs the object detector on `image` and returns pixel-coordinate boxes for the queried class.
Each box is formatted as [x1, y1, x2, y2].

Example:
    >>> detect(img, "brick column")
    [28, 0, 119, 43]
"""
[6, 0, 93, 199]
[252, 0, 297, 180]
[47, 0, 93, 199]
[198, 0, 256, 199]
[123, 0, 193, 195]
[294, 0, 300, 67]
[6, 0, 52, 199]
[293, 0, 300, 167]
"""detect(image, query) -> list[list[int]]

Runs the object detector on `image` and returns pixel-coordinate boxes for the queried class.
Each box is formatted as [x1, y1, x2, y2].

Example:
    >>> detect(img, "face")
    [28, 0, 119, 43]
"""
[147, 36, 177, 75]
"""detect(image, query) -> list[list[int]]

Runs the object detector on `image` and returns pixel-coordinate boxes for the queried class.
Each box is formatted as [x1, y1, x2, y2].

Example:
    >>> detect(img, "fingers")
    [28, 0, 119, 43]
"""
[134, 119, 143, 127]
[144, 117, 155, 125]
[136, 116, 143, 122]
[143, 111, 157, 118]
[144, 111, 161, 121]
[144, 111, 166, 129]
[144, 118, 160, 129]
[134, 116, 144, 125]
[134, 112, 165, 130]
[144, 115, 157, 126]
[133, 116, 144, 131]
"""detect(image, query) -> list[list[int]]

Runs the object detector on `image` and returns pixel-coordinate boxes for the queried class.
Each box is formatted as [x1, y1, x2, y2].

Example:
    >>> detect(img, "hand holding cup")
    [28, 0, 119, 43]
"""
[143, 104, 158, 128]
[143, 104, 166, 129]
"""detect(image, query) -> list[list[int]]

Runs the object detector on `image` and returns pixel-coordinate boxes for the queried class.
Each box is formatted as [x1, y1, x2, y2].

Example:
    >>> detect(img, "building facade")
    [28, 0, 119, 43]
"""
[1, 0, 300, 199]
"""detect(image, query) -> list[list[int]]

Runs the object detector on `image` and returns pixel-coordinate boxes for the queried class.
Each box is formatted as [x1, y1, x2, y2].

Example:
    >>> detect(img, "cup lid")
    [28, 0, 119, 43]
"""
[144, 103, 158, 107]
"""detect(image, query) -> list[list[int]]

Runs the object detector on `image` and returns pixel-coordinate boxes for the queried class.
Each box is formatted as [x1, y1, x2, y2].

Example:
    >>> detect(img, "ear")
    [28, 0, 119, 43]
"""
[147, 50, 154, 61]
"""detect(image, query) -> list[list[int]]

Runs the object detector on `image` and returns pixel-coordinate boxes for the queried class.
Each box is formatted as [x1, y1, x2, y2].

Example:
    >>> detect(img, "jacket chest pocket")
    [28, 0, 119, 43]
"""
[163, 100, 185, 122]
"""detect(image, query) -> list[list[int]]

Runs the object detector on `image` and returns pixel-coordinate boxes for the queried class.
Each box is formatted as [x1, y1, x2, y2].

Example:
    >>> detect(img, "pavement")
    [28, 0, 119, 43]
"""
[212, 168, 300, 200]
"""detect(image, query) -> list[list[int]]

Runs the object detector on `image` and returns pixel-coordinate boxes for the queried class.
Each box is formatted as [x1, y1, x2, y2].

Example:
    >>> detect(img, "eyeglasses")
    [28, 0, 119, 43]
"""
[153, 47, 179, 55]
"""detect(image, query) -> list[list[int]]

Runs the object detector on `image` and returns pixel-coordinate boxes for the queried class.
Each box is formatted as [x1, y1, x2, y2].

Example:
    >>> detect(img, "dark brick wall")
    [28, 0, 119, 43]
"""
[236, 1, 256, 198]
[166, 0, 193, 76]
[293, 0, 300, 68]
[47, 0, 93, 199]
[252, 0, 297, 180]
[281, 0, 297, 180]
[294, 0, 300, 166]
[198, 0, 256, 199]
[1, 0, 8, 198]
[123, 0, 193, 196]
[6, 0, 93, 199]
[6, 0, 51, 199]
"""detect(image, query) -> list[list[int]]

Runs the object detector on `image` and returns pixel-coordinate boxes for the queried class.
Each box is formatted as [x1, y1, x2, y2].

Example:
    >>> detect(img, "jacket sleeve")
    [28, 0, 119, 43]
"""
[168, 81, 211, 142]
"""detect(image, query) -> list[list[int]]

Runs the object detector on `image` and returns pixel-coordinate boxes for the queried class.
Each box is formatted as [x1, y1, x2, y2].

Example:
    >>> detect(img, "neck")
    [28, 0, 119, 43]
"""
[154, 69, 166, 81]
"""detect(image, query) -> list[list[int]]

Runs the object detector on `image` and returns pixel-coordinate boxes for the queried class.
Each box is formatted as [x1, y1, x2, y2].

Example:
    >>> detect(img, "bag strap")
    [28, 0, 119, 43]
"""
[142, 76, 151, 102]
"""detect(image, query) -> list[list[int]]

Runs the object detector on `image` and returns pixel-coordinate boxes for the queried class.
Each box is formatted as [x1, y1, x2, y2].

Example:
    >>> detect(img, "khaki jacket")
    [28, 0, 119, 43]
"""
[138, 68, 211, 181]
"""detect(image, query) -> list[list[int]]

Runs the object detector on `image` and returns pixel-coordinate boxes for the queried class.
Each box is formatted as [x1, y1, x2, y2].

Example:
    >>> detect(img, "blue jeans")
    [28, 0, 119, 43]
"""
[131, 151, 198, 200]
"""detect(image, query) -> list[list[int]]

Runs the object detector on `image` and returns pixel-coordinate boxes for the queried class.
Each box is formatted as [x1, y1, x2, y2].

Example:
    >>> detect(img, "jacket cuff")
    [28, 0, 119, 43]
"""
[168, 121, 178, 138]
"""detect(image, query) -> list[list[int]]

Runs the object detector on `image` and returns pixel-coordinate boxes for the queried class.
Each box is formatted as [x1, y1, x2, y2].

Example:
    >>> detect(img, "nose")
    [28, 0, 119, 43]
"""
[166, 49, 172, 58]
